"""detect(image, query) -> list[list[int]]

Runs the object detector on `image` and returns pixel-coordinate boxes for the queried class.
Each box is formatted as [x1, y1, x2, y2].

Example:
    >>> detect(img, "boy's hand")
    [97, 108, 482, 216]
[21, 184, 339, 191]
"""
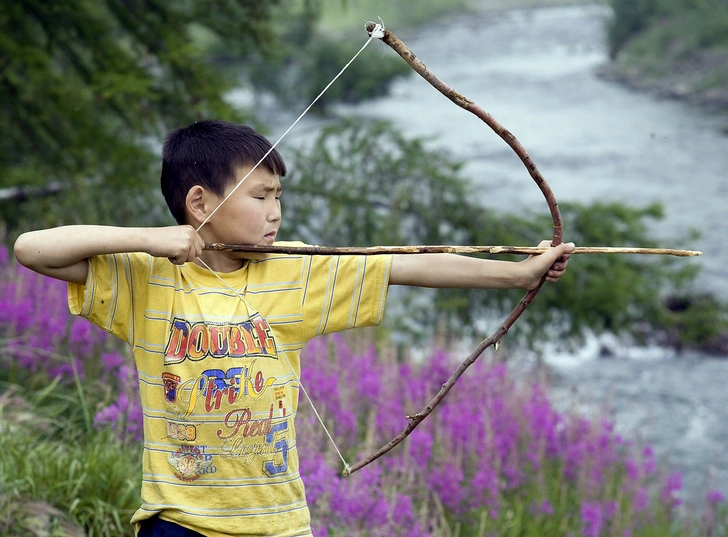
[518, 240, 574, 290]
[147, 225, 205, 265]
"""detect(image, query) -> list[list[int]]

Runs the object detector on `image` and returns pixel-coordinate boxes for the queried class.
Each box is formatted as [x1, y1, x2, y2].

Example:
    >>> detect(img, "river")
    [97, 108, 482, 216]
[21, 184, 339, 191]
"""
[246, 2, 728, 504]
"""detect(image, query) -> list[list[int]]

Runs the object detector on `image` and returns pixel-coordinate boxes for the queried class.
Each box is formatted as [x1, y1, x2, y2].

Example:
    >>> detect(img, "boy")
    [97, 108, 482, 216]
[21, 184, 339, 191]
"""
[14, 120, 573, 536]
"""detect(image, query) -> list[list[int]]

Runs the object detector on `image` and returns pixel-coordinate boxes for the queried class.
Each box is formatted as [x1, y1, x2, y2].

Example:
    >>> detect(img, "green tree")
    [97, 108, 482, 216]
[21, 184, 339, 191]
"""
[0, 0, 287, 233]
[607, 0, 728, 58]
[282, 118, 707, 348]
[240, 2, 411, 113]
[606, 0, 658, 58]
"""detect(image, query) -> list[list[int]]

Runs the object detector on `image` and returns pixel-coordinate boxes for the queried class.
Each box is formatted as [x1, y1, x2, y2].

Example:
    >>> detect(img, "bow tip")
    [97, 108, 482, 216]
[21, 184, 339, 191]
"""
[365, 21, 386, 39]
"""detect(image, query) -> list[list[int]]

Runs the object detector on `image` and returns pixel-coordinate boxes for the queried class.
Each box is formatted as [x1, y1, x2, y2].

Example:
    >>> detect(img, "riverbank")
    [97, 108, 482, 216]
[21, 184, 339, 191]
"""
[596, 0, 728, 112]
[476, 0, 728, 112]
[597, 48, 728, 112]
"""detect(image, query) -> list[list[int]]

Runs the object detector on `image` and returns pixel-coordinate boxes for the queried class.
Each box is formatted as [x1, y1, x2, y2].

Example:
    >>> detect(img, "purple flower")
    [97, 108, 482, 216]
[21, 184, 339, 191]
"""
[94, 390, 143, 441]
[69, 318, 107, 357]
[468, 466, 499, 510]
[391, 493, 415, 526]
[94, 401, 120, 425]
[300, 453, 335, 506]
[707, 489, 725, 505]
[427, 465, 464, 513]
[101, 351, 125, 372]
[311, 525, 328, 537]
[642, 446, 657, 475]
[633, 486, 650, 513]
[581, 501, 603, 537]
[408, 429, 433, 467]
[660, 472, 683, 509]
[603, 500, 619, 521]
[625, 458, 640, 481]
[531, 499, 555, 516]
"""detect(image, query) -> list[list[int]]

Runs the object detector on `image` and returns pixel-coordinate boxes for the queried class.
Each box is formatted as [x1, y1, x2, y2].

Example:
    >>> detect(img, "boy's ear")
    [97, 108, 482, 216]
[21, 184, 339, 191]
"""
[185, 185, 211, 225]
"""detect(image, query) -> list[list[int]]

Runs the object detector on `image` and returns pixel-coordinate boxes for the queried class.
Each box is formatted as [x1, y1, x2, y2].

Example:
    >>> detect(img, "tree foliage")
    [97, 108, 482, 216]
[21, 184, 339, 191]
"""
[607, 0, 728, 58]
[282, 119, 706, 348]
[0, 0, 286, 232]
[240, 5, 411, 112]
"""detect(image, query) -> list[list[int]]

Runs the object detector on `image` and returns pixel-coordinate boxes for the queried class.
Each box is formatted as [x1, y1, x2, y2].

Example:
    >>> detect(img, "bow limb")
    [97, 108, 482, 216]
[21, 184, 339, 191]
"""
[341, 24, 564, 476]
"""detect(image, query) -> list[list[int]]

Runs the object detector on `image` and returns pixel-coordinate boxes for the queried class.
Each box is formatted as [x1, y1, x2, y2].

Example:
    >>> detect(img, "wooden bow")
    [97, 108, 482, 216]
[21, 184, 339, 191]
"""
[348, 23, 563, 476]
[207, 24, 701, 476]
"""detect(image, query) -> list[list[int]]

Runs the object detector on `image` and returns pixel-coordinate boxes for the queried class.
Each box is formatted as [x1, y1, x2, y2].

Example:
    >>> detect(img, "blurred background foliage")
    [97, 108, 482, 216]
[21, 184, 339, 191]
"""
[606, 0, 728, 100]
[282, 120, 719, 351]
[607, 0, 728, 58]
[1, 0, 726, 353]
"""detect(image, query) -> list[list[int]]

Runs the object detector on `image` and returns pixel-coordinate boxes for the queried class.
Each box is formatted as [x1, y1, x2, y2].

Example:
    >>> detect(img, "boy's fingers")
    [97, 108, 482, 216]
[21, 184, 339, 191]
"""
[536, 240, 575, 252]
[553, 243, 575, 263]
[541, 242, 574, 265]
[558, 242, 576, 253]
[538, 242, 574, 282]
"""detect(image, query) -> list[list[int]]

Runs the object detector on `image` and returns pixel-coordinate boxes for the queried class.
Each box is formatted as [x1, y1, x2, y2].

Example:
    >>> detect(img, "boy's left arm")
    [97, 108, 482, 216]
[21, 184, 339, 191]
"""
[389, 241, 574, 290]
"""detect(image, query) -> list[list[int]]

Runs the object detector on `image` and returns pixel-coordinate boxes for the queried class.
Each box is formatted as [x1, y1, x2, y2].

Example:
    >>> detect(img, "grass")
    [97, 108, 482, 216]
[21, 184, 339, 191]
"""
[0, 393, 142, 536]
[0, 342, 142, 536]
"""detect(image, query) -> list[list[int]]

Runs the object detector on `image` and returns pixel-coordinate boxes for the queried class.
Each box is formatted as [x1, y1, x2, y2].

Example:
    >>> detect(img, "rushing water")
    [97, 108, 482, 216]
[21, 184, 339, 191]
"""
[245, 2, 728, 502]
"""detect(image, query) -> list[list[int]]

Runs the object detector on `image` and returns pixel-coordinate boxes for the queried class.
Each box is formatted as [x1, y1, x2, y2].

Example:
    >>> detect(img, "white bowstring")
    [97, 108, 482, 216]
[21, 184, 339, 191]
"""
[192, 23, 386, 473]
[195, 257, 351, 473]
[196, 23, 385, 234]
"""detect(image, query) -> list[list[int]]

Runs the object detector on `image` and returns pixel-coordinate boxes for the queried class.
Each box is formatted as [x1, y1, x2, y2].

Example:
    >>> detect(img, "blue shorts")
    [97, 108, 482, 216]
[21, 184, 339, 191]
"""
[138, 516, 205, 537]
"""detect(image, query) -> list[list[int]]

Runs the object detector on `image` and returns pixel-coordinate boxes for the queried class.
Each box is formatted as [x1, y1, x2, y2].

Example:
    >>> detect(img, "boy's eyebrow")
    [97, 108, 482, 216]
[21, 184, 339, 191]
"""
[250, 184, 283, 194]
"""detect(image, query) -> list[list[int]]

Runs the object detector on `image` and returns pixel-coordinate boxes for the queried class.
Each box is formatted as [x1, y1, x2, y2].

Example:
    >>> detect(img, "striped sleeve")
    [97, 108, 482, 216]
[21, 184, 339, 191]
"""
[68, 252, 150, 345]
[301, 253, 391, 340]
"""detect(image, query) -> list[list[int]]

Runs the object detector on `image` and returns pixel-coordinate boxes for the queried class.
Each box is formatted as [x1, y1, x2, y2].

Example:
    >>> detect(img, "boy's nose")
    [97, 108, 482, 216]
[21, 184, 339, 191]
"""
[268, 203, 281, 222]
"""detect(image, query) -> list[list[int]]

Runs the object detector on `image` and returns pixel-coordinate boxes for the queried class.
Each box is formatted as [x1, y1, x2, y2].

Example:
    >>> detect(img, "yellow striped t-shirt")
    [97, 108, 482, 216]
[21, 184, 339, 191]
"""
[68, 243, 391, 536]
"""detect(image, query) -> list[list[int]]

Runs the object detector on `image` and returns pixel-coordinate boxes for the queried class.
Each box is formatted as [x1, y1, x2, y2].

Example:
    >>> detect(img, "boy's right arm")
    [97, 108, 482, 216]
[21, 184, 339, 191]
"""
[14, 225, 204, 284]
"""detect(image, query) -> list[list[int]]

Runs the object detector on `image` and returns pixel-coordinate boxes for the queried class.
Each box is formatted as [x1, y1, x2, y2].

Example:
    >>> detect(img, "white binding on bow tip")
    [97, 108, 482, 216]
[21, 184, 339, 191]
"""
[190, 23, 387, 474]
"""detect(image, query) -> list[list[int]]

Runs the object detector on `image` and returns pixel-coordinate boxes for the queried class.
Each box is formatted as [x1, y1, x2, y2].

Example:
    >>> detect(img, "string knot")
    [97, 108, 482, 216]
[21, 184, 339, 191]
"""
[366, 22, 385, 39]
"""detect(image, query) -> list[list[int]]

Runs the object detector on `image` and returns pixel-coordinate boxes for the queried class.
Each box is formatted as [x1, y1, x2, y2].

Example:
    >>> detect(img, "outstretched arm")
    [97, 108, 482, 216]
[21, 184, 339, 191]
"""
[14, 225, 205, 284]
[389, 240, 574, 290]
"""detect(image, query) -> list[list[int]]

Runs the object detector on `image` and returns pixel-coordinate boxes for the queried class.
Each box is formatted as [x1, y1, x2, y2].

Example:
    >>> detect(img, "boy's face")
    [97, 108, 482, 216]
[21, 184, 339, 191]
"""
[202, 164, 282, 255]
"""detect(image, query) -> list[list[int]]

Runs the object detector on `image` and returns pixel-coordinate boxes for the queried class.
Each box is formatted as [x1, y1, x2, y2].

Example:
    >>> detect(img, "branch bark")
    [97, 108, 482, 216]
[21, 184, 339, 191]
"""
[0, 182, 64, 202]
[337, 24, 566, 477]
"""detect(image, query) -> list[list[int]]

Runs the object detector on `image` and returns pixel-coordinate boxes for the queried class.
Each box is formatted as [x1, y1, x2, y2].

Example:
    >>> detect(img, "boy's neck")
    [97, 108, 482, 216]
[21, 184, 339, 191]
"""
[194, 251, 248, 273]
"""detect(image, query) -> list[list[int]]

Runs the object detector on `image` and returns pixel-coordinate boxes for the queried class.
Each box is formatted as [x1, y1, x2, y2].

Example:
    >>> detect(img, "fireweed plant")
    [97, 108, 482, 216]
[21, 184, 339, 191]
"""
[0, 246, 726, 536]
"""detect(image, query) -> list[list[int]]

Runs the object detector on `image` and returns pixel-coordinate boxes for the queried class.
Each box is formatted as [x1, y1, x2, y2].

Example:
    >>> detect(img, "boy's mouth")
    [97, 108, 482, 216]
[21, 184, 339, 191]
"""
[263, 231, 277, 242]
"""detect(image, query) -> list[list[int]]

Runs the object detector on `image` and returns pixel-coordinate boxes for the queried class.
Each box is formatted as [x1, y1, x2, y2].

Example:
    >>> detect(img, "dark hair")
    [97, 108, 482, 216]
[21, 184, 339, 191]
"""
[160, 120, 287, 224]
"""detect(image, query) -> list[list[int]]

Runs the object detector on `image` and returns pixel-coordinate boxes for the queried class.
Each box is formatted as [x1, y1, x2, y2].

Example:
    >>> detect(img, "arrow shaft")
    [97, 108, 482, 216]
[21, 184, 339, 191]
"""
[205, 244, 702, 257]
